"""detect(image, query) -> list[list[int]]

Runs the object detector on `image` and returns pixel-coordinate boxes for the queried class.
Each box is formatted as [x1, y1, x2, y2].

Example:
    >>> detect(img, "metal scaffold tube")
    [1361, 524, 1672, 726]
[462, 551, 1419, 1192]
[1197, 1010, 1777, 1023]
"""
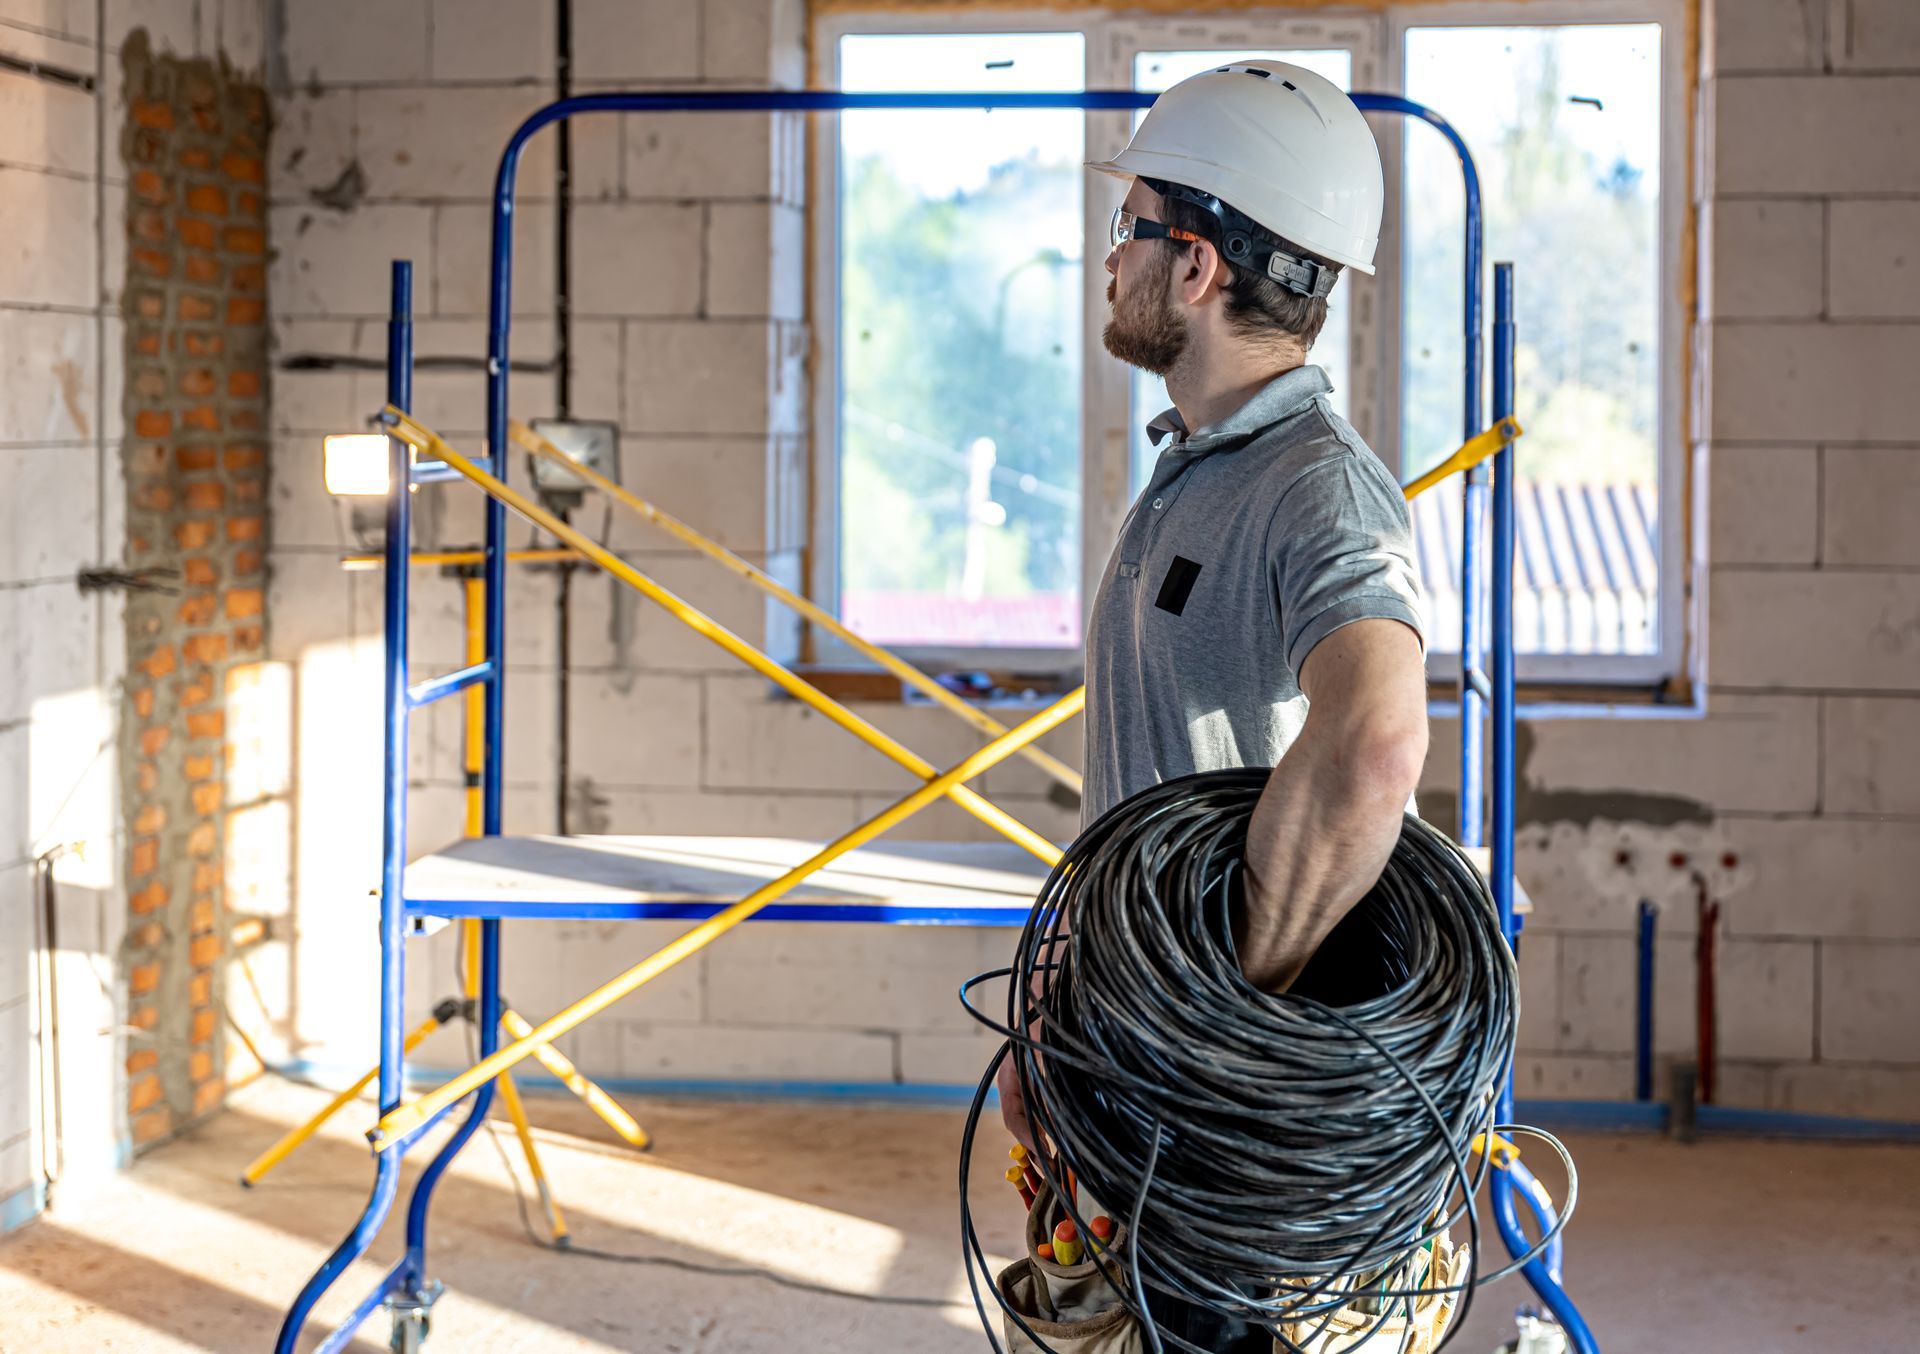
[1488, 262, 1600, 1354]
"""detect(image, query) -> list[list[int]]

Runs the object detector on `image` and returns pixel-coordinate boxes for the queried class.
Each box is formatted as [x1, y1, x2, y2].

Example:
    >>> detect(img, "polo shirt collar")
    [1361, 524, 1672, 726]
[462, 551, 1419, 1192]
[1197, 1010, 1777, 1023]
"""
[1145, 363, 1333, 453]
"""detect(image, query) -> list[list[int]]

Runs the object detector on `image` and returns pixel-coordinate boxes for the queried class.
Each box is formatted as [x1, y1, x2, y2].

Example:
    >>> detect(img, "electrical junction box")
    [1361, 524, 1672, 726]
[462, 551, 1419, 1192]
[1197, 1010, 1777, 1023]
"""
[527, 418, 619, 512]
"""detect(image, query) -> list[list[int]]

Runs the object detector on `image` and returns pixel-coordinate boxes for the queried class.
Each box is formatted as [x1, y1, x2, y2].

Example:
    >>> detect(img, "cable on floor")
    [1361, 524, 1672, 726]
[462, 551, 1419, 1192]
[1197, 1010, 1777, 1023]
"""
[454, 949, 969, 1312]
[957, 768, 1576, 1354]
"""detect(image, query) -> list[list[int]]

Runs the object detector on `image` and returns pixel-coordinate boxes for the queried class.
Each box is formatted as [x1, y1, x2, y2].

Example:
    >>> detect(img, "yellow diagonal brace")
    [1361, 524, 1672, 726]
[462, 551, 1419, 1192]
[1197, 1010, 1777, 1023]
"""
[239, 1012, 445, 1186]
[504, 1009, 652, 1150]
[384, 407, 1059, 864]
[1401, 418, 1526, 502]
[510, 419, 1083, 798]
[370, 684, 1084, 1149]
[494, 1070, 569, 1245]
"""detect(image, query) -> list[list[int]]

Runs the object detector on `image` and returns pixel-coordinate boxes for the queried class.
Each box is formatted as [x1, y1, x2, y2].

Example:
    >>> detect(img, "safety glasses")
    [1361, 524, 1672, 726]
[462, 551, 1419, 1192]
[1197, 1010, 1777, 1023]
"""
[1110, 208, 1205, 250]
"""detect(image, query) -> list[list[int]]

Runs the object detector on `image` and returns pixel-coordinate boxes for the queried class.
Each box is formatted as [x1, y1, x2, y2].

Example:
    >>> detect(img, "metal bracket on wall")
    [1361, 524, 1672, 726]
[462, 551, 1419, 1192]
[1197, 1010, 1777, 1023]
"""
[76, 566, 180, 594]
[0, 49, 95, 91]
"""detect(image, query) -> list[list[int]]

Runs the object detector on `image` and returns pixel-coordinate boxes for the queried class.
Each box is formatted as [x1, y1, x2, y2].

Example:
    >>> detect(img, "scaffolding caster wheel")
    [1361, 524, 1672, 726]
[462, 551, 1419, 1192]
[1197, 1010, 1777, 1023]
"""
[1497, 1312, 1568, 1354]
[386, 1280, 443, 1353]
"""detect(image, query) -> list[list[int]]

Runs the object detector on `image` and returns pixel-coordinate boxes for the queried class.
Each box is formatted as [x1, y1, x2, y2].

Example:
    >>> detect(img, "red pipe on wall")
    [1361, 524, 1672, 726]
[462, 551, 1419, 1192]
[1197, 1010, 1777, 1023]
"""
[1695, 874, 1719, 1106]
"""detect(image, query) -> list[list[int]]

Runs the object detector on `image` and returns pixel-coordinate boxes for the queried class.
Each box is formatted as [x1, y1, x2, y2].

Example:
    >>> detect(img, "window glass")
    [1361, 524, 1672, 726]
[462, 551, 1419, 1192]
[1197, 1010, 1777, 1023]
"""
[1403, 24, 1663, 656]
[1129, 49, 1354, 490]
[838, 33, 1086, 648]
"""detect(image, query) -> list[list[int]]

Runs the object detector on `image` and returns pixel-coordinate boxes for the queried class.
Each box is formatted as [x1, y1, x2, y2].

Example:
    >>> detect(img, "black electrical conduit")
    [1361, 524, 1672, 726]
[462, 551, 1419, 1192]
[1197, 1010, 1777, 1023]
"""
[553, 0, 576, 836]
[959, 769, 1576, 1354]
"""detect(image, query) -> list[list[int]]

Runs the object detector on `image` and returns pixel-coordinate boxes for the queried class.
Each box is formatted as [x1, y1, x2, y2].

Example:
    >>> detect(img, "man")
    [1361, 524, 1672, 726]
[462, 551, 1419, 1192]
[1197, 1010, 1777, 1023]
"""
[1000, 61, 1431, 1351]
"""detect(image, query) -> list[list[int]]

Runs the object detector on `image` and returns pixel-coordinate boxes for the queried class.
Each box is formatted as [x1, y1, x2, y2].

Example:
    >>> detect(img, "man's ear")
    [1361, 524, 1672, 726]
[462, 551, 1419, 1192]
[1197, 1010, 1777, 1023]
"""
[1177, 238, 1229, 305]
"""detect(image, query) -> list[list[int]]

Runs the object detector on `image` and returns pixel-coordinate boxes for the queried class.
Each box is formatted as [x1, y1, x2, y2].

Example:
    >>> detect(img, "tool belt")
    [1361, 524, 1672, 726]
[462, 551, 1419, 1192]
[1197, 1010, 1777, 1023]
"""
[996, 1184, 1143, 1353]
[998, 1184, 1467, 1354]
[1271, 1234, 1469, 1354]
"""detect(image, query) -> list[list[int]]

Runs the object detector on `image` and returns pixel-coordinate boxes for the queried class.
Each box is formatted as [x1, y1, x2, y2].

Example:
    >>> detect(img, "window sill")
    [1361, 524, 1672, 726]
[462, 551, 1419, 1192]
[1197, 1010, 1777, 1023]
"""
[1426, 674, 1702, 719]
[789, 668, 1695, 714]
[789, 665, 1085, 706]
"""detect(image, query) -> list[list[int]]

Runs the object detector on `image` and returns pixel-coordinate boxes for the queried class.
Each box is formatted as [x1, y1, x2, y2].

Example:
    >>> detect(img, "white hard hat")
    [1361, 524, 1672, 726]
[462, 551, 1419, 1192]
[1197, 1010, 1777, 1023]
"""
[1088, 60, 1384, 277]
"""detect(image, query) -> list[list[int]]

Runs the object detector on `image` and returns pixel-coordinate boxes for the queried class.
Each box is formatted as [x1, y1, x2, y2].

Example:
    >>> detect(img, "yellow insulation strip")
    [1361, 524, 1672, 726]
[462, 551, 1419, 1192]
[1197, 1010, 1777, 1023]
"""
[1400, 419, 1524, 503]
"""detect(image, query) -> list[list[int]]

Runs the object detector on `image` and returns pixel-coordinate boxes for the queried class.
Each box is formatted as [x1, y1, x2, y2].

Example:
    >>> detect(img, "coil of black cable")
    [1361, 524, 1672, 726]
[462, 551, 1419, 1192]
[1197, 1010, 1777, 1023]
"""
[960, 768, 1555, 1354]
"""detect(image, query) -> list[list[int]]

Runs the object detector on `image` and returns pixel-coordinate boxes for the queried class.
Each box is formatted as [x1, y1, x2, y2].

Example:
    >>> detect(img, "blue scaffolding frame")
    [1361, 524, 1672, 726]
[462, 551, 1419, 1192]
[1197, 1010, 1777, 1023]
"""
[274, 88, 1599, 1354]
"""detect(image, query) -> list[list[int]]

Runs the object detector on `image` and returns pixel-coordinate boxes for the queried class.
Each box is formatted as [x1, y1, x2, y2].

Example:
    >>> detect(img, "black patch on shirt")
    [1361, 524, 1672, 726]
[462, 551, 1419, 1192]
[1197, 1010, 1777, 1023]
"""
[1154, 556, 1202, 617]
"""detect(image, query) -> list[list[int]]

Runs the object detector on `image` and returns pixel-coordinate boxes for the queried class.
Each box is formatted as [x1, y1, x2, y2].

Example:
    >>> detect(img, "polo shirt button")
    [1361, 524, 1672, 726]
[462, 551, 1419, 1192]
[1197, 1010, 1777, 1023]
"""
[1152, 497, 1164, 509]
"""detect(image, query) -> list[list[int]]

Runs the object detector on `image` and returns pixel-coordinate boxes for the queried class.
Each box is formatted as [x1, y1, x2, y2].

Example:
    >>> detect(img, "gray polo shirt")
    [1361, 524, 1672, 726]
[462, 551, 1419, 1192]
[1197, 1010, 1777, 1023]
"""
[1083, 364, 1424, 822]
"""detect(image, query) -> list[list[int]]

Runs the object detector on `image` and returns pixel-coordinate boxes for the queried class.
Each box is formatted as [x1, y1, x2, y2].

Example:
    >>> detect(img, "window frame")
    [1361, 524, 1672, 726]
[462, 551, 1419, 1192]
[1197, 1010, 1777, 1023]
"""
[1380, 0, 1692, 686]
[809, 2, 1694, 689]
[809, 11, 1096, 672]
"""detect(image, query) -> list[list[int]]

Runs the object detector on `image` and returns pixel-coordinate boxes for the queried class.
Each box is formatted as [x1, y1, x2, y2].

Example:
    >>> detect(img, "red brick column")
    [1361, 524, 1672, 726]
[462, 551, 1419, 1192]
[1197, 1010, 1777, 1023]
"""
[118, 35, 269, 1148]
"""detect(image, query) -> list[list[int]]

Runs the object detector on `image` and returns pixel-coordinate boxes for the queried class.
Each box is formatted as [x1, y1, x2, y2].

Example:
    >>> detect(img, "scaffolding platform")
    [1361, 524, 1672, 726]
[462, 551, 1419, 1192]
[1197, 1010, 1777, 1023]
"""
[405, 834, 1052, 926]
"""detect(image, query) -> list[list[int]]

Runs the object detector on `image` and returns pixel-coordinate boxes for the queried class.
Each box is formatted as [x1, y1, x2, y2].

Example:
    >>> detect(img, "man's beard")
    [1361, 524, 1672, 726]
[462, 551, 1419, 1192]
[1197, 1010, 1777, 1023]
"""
[1101, 251, 1189, 376]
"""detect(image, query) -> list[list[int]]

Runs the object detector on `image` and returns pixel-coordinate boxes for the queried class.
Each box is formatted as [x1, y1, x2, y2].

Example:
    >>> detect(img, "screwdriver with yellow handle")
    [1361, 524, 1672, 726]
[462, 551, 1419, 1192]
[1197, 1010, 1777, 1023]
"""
[1051, 1219, 1083, 1267]
[1010, 1143, 1044, 1196]
[1005, 1164, 1036, 1209]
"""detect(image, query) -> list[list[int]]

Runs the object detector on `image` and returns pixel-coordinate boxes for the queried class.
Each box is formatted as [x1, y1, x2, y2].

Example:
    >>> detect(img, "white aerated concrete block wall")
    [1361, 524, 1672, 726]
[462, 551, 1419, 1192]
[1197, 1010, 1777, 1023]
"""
[262, 0, 1920, 1119]
[260, 0, 1022, 1088]
[267, 0, 559, 1072]
[1, 0, 223, 1226]
[1418, 0, 1920, 1120]
[1701, 1, 1920, 1115]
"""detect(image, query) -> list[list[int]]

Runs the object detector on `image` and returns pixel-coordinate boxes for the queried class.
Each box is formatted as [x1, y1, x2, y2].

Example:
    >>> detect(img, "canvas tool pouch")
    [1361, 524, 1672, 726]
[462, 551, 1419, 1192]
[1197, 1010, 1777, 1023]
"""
[1271, 1232, 1470, 1354]
[996, 1184, 1143, 1353]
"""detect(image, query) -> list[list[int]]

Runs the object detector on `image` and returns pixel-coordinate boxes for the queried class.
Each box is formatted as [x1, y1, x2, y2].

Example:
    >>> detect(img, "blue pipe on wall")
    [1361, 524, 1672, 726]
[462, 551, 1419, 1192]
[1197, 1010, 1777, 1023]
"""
[281, 1055, 1920, 1141]
[1636, 902, 1658, 1102]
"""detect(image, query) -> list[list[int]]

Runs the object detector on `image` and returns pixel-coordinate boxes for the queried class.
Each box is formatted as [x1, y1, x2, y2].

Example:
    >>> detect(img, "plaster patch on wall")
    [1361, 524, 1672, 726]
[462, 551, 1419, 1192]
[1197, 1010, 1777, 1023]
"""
[1423, 722, 1714, 836]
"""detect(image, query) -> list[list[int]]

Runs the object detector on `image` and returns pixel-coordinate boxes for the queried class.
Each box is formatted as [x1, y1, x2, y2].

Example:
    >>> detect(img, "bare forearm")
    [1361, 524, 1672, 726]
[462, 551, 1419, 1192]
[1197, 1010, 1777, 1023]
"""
[1238, 731, 1413, 991]
[1239, 619, 1428, 991]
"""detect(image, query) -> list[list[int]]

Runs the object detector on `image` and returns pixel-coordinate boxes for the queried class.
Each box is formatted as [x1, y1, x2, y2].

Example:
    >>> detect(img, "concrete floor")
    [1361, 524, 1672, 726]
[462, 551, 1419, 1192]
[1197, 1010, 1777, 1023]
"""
[0, 1080, 1914, 1353]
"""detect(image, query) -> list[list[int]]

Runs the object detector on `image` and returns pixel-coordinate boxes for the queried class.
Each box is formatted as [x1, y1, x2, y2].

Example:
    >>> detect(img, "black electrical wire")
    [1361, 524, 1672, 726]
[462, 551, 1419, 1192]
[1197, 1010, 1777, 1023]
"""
[960, 769, 1573, 1354]
[479, 1108, 970, 1310]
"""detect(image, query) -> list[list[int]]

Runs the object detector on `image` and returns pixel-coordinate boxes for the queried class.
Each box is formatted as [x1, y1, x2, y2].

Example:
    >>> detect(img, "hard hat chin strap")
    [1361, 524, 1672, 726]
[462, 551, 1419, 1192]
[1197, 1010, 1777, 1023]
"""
[1144, 177, 1338, 301]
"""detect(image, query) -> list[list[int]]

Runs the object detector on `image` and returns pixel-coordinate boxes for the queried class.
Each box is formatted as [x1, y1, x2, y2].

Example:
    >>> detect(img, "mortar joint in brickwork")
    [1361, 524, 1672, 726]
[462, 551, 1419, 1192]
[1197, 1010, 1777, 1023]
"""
[117, 36, 271, 1151]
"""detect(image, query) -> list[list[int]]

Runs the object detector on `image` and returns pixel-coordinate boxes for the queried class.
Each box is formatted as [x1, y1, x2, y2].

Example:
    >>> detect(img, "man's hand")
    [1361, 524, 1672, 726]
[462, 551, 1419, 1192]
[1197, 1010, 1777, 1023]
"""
[1240, 619, 1428, 992]
[996, 941, 1062, 1150]
[997, 1053, 1036, 1150]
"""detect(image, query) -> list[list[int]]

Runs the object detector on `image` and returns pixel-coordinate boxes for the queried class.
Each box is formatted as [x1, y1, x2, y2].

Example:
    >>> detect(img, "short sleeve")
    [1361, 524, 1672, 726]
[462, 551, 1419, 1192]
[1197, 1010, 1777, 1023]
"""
[1268, 450, 1426, 676]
